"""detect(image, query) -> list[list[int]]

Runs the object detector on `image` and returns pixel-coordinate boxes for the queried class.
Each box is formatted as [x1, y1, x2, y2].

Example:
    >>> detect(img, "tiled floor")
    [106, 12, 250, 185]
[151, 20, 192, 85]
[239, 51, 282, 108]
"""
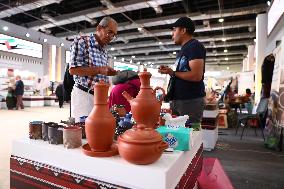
[0, 105, 69, 189]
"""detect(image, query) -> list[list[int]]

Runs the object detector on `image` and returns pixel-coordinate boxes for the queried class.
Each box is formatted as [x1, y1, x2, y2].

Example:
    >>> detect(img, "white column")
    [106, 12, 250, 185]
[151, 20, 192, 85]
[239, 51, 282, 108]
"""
[242, 57, 248, 71]
[255, 13, 268, 102]
[247, 45, 255, 71]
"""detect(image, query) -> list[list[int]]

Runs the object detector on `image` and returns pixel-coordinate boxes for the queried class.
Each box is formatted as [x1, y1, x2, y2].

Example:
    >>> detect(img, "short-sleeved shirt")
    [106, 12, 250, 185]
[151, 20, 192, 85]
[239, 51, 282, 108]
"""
[173, 39, 206, 100]
[70, 33, 109, 89]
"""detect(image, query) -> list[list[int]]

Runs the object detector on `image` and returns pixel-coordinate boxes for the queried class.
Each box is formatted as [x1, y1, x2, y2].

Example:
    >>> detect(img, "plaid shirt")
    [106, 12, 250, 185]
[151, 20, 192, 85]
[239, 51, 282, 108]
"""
[70, 33, 109, 89]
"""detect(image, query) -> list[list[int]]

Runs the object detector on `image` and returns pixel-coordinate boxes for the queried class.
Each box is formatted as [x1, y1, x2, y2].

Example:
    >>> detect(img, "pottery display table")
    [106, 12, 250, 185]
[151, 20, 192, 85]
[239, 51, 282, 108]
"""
[44, 96, 58, 106]
[23, 96, 44, 107]
[10, 132, 203, 189]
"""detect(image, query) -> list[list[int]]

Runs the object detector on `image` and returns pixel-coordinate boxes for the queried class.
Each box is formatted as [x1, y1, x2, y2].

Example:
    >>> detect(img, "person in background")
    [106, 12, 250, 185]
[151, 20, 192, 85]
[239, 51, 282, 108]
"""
[55, 83, 65, 108]
[158, 16, 206, 123]
[69, 16, 118, 122]
[245, 88, 252, 98]
[15, 75, 24, 110]
[108, 70, 140, 113]
[6, 78, 16, 110]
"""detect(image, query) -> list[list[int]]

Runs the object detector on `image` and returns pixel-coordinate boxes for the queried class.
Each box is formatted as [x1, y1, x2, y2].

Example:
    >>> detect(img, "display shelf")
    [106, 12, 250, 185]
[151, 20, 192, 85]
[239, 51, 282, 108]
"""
[11, 132, 203, 189]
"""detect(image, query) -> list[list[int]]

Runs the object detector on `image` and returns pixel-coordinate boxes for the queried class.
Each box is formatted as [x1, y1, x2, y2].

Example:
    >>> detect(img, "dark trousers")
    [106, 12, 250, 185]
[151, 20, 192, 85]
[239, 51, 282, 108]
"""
[16, 95, 24, 109]
[58, 96, 64, 108]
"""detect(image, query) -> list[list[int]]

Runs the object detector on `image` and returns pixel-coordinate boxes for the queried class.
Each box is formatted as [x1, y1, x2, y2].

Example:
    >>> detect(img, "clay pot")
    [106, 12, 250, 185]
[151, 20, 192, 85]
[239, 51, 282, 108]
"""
[118, 124, 168, 165]
[42, 122, 57, 141]
[29, 121, 43, 140]
[63, 126, 82, 149]
[122, 68, 165, 128]
[48, 125, 64, 145]
[85, 81, 116, 152]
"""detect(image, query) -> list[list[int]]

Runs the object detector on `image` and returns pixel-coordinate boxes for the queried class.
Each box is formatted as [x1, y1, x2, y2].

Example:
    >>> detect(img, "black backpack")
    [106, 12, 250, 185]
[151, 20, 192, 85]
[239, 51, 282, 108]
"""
[63, 63, 74, 101]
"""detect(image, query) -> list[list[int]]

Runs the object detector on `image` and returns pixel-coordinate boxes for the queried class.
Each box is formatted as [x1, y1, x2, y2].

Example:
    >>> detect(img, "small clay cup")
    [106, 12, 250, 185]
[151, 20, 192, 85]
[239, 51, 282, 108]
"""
[42, 122, 57, 141]
[29, 121, 43, 140]
[48, 125, 64, 145]
[63, 126, 82, 149]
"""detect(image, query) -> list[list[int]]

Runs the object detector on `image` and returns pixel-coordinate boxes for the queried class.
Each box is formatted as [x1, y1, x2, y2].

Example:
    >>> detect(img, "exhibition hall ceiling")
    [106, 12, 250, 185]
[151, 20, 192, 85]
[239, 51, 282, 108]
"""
[0, 0, 268, 69]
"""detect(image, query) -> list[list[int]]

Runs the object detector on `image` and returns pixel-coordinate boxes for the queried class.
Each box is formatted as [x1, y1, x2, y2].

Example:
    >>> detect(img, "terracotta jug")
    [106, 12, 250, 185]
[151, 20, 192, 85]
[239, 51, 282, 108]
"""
[85, 81, 116, 152]
[122, 68, 165, 128]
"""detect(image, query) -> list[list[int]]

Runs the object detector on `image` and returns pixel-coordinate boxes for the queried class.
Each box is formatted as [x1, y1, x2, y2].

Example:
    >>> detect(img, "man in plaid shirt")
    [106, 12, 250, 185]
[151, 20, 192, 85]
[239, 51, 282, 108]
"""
[69, 17, 118, 122]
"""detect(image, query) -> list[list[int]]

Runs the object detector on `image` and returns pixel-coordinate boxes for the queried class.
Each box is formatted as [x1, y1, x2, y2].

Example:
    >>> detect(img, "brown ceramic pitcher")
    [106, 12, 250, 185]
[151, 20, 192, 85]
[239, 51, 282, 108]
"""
[122, 68, 165, 128]
[85, 81, 116, 152]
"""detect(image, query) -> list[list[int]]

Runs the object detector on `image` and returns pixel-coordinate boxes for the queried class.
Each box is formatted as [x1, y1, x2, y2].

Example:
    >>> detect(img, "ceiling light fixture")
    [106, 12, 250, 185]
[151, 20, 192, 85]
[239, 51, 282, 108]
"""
[130, 59, 133, 63]
[221, 38, 226, 42]
[159, 41, 163, 45]
[137, 62, 141, 65]
[254, 38, 257, 43]
[173, 52, 176, 55]
[43, 38, 47, 42]
[267, 1, 271, 6]
[110, 47, 115, 51]
[114, 56, 116, 60]
[224, 49, 228, 53]
[138, 27, 143, 31]
[121, 58, 124, 62]
[131, 55, 135, 58]
[218, 18, 224, 23]
[3, 26, 8, 31]
[60, 43, 64, 46]
[225, 57, 229, 61]
[25, 33, 30, 38]
[227, 66, 230, 70]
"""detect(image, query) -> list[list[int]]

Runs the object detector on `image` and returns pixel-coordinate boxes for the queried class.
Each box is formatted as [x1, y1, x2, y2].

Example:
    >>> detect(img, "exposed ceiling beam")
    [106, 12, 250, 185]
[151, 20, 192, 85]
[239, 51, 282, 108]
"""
[26, 0, 182, 30]
[109, 39, 252, 51]
[0, 0, 62, 19]
[56, 18, 255, 39]
[111, 50, 247, 59]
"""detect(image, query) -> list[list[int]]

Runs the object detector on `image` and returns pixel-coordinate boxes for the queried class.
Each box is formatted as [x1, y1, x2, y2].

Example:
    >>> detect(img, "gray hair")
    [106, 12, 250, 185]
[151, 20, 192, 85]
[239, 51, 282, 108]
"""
[99, 17, 118, 27]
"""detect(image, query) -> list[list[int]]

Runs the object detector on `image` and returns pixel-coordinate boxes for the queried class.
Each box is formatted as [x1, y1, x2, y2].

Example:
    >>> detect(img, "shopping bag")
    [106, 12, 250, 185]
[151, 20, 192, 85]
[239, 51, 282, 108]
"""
[198, 158, 234, 189]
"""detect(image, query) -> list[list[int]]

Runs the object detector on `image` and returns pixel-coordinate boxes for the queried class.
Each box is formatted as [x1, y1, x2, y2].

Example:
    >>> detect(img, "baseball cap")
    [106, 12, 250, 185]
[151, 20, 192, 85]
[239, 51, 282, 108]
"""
[170, 17, 195, 34]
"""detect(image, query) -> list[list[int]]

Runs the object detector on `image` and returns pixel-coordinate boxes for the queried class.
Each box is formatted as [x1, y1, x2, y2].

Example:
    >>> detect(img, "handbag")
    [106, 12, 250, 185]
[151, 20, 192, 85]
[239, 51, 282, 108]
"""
[164, 76, 176, 102]
[164, 57, 181, 102]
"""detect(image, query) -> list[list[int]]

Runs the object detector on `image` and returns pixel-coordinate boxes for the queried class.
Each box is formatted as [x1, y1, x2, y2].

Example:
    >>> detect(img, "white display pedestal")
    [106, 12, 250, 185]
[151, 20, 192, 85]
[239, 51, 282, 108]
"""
[11, 132, 203, 189]
[23, 96, 44, 107]
[202, 110, 219, 151]
[44, 96, 58, 106]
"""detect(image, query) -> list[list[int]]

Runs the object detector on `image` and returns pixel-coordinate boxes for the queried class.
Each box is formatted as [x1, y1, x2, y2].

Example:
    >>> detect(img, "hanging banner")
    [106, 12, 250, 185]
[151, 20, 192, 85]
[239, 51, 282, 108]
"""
[0, 33, 42, 58]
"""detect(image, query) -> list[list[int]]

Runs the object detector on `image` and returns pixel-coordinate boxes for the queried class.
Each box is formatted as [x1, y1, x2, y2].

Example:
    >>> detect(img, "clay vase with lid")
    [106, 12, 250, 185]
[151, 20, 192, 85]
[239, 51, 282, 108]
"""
[122, 68, 165, 128]
[118, 124, 168, 165]
[85, 81, 116, 152]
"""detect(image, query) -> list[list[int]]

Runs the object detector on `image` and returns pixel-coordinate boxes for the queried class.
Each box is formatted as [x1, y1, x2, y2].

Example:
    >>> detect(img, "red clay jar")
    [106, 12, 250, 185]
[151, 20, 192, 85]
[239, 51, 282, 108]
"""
[85, 81, 116, 152]
[118, 124, 168, 165]
[122, 68, 165, 128]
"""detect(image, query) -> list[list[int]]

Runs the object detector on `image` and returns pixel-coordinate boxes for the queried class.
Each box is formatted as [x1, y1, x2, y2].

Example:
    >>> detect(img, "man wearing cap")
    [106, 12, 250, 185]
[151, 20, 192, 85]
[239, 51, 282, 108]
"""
[158, 17, 206, 123]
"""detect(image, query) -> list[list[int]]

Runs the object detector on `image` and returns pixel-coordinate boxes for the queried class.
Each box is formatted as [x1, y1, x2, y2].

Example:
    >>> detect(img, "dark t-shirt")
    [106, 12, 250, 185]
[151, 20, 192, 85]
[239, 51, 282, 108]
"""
[173, 39, 206, 100]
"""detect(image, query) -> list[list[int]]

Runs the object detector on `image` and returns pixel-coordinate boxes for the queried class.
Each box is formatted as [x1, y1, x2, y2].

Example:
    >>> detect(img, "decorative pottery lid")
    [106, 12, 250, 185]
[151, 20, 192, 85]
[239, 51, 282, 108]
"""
[120, 124, 162, 143]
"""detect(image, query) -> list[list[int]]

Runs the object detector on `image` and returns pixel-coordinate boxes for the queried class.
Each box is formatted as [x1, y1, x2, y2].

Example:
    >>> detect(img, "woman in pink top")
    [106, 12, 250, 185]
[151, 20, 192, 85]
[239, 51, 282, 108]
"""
[108, 71, 140, 112]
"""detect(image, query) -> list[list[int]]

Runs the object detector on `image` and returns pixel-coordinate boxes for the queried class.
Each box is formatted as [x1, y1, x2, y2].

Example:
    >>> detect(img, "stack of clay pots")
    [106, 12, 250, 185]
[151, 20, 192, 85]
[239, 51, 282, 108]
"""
[118, 68, 168, 165]
[29, 121, 82, 149]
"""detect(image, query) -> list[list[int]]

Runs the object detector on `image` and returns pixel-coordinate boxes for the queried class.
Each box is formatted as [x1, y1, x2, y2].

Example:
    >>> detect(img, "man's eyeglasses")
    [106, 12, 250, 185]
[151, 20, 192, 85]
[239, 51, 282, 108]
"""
[105, 29, 117, 41]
